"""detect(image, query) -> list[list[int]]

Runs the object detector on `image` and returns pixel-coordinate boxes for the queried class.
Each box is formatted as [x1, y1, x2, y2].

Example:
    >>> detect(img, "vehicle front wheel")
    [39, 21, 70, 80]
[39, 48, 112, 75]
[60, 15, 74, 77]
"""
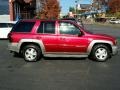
[90, 44, 111, 62]
[22, 44, 42, 62]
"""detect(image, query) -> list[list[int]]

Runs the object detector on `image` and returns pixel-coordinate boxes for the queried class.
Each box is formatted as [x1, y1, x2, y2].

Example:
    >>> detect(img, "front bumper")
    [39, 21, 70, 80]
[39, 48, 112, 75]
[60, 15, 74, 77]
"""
[112, 45, 118, 55]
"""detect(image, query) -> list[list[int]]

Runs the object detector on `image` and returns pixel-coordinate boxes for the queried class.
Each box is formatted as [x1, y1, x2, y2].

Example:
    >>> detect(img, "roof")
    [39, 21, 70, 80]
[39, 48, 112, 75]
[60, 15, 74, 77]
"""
[18, 19, 79, 24]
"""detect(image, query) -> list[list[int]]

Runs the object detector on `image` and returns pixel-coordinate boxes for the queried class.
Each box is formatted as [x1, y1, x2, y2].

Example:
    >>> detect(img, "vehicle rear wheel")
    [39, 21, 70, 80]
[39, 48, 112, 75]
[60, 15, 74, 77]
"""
[90, 44, 111, 62]
[22, 44, 42, 62]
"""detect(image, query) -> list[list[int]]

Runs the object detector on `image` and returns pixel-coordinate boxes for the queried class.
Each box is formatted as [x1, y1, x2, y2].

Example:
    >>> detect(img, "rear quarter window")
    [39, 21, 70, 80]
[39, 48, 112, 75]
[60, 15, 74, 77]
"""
[12, 21, 35, 32]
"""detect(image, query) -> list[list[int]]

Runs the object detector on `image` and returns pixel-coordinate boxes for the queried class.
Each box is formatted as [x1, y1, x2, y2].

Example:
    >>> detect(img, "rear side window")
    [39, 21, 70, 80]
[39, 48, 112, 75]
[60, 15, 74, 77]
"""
[12, 21, 35, 32]
[37, 21, 55, 34]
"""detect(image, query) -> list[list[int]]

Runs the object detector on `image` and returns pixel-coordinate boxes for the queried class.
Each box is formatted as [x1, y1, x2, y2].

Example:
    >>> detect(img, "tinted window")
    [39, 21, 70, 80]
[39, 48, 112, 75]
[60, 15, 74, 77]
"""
[59, 22, 80, 35]
[0, 23, 8, 28]
[12, 21, 35, 32]
[37, 21, 55, 34]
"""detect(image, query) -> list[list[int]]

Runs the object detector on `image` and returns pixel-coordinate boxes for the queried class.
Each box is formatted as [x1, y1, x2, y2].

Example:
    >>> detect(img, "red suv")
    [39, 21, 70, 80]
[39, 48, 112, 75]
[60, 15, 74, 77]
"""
[8, 19, 118, 62]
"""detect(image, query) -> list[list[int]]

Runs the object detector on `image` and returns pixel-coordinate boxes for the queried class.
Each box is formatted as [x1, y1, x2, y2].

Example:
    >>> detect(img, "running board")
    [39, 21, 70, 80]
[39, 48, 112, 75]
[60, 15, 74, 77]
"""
[44, 54, 88, 58]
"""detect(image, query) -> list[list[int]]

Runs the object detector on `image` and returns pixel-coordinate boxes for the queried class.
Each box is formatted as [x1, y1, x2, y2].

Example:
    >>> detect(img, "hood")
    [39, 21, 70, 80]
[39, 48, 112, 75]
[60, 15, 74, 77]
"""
[88, 33, 116, 41]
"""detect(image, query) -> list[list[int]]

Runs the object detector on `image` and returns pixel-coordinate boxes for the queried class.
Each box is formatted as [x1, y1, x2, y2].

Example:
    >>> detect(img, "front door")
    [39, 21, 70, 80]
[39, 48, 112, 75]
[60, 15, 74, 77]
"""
[58, 21, 88, 54]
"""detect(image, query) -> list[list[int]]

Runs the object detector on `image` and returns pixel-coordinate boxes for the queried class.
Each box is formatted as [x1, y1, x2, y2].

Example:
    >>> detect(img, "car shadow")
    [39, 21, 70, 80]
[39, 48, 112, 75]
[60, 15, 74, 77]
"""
[13, 53, 87, 61]
[43, 57, 87, 61]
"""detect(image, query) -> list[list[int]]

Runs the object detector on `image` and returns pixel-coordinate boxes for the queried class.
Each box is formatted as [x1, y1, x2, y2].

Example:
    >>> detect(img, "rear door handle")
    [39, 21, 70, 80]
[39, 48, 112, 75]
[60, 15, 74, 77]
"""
[60, 37, 66, 40]
[35, 36, 40, 39]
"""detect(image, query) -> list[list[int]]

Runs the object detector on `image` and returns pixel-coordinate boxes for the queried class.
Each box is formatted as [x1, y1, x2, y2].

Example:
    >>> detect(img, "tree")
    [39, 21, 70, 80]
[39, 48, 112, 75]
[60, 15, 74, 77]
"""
[39, 0, 60, 19]
[69, 7, 75, 13]
[108, 0, 120, 13]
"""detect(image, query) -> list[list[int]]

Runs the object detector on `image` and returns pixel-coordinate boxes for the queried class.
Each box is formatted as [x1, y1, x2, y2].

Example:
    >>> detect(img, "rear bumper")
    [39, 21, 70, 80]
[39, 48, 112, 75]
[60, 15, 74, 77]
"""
[112, 45, 118, 55]
[8, 43, 19, 53]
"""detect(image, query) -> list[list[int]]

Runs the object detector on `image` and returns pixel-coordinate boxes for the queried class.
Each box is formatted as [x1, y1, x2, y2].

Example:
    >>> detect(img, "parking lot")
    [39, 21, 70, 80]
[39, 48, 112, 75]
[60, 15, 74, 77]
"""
[0, 24, 120, 90]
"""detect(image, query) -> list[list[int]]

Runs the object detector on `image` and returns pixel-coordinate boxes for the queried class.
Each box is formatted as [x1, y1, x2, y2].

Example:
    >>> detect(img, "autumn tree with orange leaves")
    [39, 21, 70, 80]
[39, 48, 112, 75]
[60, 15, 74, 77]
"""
[108, 0, 120, 13]
[38, 0, 60, 19]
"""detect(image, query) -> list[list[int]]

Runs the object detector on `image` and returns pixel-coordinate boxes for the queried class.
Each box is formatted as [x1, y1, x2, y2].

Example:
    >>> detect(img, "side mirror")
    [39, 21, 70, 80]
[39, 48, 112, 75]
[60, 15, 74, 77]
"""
[78, 31, 83, 37]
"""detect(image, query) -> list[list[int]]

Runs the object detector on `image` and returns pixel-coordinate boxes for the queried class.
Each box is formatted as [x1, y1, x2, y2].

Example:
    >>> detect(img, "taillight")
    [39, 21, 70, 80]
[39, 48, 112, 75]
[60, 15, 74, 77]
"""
[8, 33, 13, 42]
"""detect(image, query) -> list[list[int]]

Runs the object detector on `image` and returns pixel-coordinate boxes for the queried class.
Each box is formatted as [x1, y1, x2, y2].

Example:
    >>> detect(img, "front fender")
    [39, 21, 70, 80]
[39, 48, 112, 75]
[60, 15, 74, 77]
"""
[87, 40, 113, 54]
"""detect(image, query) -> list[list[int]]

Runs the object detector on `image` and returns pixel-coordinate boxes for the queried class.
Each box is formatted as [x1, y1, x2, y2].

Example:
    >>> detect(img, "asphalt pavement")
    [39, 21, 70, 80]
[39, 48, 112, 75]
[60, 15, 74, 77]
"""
[0, 24, 120, 90]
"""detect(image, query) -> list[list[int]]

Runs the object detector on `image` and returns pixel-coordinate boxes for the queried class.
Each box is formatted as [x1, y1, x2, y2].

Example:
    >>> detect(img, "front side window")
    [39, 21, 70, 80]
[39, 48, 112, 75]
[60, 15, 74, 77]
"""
[37, 21, 55, 34]
[12, 21, 35, 32]
[59, 22, 80, 35]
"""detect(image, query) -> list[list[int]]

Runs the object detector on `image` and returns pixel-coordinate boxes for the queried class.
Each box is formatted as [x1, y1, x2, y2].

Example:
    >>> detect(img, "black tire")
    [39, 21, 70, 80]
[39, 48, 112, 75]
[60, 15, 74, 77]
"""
[89, 44, 111, 62]
[22, 44, 42, 62]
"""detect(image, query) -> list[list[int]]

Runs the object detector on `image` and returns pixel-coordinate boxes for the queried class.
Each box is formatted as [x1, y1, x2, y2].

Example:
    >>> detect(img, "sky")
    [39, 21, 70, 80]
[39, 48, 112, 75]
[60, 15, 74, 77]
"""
[60, 0, 91, 14]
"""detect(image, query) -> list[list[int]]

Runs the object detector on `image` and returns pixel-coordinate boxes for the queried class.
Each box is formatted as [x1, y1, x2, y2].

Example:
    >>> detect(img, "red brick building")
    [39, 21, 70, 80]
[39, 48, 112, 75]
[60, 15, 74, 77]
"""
[9, 0, 36, 21]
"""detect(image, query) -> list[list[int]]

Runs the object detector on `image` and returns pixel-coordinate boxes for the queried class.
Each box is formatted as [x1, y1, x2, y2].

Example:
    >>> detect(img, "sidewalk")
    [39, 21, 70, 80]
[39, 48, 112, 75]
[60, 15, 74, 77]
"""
[93, 22, 120, 28]
[82, 19, 120, 28]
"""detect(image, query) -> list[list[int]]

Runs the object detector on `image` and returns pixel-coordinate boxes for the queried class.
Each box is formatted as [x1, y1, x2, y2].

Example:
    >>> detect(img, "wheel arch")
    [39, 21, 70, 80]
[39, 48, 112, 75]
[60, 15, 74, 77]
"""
[18, 39, 45, 55]
[87, 40, 113, 55]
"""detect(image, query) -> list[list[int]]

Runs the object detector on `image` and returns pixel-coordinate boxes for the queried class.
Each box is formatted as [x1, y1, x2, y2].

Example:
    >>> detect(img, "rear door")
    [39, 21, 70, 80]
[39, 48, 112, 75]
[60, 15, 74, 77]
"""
[36, 21, 59, 53]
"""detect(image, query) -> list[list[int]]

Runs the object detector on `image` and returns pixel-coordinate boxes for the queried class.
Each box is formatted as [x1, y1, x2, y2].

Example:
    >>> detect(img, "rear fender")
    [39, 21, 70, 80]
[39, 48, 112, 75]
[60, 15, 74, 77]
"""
[18, 39, 45, 54]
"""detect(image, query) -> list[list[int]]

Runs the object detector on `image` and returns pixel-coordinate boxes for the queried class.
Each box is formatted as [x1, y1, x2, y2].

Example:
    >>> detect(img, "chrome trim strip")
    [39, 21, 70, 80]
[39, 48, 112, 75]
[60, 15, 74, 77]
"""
[45, 52, 88, 55]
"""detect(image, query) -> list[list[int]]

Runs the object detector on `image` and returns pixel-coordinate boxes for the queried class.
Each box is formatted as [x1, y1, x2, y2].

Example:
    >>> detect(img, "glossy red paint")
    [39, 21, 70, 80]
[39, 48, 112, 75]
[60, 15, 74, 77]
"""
[8, 19, 117, 55]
